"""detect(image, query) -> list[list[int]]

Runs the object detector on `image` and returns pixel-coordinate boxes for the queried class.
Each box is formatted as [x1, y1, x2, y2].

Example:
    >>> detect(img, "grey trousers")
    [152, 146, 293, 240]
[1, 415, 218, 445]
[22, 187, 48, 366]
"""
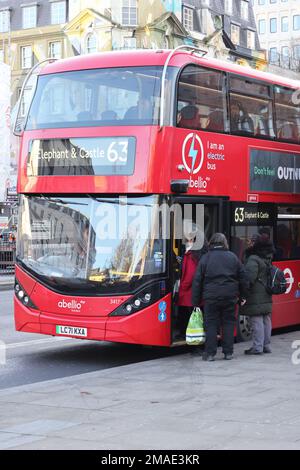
[250, 314, 272, 353]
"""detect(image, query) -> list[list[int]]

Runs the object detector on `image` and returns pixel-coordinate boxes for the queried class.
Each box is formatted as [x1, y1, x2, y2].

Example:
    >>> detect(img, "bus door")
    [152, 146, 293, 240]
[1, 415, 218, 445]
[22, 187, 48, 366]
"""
[170, 196, 229, 343]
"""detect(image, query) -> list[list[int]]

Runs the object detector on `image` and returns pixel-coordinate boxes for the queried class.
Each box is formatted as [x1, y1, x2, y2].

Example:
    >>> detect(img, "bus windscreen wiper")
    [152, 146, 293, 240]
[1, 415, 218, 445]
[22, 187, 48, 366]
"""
[40, 196, 88, 206]
[87, 195, 153, 207]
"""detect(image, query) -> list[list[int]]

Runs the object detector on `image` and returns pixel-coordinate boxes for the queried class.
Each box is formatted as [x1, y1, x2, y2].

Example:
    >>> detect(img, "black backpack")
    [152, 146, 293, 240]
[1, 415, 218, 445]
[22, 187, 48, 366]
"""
[263, 264, 287, 295]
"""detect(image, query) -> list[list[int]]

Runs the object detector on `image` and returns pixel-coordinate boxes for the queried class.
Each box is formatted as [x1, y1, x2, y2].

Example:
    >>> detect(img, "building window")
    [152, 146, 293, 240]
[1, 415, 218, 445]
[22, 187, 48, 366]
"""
[51, 1, 66, 25]
[281, 46, 289, 55]
[86, 33, 97, 54]
[294, 15, 300, 31]
[22, 6, 37, 29]
[247, 30, 256, 49]
[258, 0, 265, 4]
[0, 10, 10, 33]
[123, 37, 137, 49]
[258, 19, 266, 34]
[225, 0, 233, 15]
[21, 46, 32, 69]
[281, 16, 288, 33]
[281, 46, 290, 68]
[49, 41, 62, 59]
[270, 18, 277, 33]
[241, 1, 249, 21]
[269, 47, 278, 63]
[293, 45, 300, 60]
[122, 0, 137, 26]
[231, 24, 240, 45]
[183, 7, 193, 31]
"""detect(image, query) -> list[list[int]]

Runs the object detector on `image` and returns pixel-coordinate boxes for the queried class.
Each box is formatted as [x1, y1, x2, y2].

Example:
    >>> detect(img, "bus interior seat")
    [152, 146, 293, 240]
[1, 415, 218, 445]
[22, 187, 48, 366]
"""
[278, 122, 299, 141]
[77, 111, 93, 121]
[101, 110, 118, 120]
[123, 106, 138, 120]
[208, 110, 224, 131]
[178, 105, 200, 129]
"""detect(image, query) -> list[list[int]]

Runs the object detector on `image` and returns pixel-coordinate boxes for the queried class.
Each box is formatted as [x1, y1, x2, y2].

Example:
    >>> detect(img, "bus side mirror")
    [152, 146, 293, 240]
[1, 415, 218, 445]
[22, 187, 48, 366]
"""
[13, 116, 25, 136]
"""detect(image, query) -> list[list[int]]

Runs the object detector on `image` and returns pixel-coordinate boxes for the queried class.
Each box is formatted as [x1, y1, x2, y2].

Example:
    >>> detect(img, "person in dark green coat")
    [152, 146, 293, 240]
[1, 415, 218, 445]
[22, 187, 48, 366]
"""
[240, 233, 274, 355]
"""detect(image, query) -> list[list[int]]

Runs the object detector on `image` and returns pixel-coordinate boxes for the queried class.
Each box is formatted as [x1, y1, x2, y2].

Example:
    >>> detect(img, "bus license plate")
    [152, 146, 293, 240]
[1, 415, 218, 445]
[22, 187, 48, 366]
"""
[56, 325, 87, 337]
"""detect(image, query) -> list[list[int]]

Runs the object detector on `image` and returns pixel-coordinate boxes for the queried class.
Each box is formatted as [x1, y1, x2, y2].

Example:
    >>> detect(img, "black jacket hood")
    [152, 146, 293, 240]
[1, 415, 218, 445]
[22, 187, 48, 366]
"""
[245, 240, 274, 261]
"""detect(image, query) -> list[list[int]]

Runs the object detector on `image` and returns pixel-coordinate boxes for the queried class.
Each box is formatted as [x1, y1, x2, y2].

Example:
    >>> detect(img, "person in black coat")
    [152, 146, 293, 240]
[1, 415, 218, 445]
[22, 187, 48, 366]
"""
[240, 234, 274, 355]
[192, 233, 249, 361]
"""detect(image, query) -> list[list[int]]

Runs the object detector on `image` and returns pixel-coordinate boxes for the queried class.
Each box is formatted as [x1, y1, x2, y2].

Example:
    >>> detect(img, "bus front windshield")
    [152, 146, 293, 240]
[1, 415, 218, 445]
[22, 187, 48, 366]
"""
[17, 195, 167, 295]
[26, 66, 163, 129]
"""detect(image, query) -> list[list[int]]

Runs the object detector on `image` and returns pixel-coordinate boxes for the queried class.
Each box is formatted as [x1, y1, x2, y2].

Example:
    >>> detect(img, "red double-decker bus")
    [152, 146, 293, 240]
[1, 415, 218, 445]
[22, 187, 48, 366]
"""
[14, 47, 300, 346]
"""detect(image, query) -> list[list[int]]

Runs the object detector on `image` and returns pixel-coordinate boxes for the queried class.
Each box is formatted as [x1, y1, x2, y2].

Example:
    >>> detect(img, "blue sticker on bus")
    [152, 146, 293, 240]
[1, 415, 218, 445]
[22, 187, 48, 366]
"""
[158, 311, 167, 322]
[159, 301, 167, 312]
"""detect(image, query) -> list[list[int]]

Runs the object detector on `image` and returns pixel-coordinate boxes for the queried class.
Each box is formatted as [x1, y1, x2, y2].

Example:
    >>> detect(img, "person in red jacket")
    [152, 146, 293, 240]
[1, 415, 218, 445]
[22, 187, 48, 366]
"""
[175, 222, 208, 339]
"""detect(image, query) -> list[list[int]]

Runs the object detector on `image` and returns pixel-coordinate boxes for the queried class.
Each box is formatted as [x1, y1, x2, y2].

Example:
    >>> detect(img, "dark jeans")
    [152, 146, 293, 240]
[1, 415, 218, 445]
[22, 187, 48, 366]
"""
[204, 300, 236, 356]
[177, 306, 193, 337]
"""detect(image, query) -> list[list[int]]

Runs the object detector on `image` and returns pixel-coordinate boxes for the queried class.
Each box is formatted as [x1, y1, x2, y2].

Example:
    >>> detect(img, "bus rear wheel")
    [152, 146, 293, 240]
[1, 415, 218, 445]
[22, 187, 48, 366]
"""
[237, 314, 252, 342]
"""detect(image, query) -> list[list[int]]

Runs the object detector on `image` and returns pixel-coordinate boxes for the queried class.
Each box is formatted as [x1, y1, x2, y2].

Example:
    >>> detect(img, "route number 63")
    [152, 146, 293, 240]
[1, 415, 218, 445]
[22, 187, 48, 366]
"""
[234, 207, 245, 223]
[107, 141, 128, 163]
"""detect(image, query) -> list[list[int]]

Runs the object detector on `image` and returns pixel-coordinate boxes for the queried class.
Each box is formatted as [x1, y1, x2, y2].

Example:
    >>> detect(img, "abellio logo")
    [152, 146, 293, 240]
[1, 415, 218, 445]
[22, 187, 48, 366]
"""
[58, 299, 85, 311]
[182, 133, 204, 175]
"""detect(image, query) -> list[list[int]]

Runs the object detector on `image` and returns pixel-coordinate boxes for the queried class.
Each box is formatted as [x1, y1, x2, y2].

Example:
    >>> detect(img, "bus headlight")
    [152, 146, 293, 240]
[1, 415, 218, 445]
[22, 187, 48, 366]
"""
[14, 279, 38, 310]
[109, 282, 167, 317]
[18, 290, 25, 299]
[125, 304, 133, 314]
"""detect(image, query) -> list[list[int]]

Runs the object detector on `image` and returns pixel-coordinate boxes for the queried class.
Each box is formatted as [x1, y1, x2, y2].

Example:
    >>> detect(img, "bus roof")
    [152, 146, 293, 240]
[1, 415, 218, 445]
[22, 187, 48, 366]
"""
[41, 49, 300, 90]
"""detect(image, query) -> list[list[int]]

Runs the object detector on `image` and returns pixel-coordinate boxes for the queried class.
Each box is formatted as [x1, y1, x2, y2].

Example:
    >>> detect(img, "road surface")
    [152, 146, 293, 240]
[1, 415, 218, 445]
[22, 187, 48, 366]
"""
[0, 288, 183, 390]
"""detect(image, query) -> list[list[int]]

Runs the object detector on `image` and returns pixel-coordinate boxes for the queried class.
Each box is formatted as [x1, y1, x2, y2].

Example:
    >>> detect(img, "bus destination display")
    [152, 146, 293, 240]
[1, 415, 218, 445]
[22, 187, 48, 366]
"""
[232, 202, 275, 226]
[27, 137, 136, 176]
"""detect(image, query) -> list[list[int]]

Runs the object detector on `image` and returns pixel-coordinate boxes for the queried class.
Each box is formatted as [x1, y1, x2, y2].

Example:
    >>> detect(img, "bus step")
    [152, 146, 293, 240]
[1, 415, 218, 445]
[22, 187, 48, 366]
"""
[170, 339, 187, 347]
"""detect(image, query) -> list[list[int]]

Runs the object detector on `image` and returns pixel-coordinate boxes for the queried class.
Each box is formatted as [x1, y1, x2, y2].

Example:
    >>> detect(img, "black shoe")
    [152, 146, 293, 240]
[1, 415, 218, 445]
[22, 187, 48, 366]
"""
[223, 353, 233, 360]
[202, 354, 215, 362]
[263, 347, 272, 354]
[244, 348, 263, 355]
[190, 347, 202, 355]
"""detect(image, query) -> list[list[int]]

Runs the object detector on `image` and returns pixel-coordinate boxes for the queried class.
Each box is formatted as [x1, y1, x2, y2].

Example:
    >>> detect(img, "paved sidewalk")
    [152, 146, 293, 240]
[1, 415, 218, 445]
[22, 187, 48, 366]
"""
[0, 331, 300, 450]
[0, 275, 14, 288]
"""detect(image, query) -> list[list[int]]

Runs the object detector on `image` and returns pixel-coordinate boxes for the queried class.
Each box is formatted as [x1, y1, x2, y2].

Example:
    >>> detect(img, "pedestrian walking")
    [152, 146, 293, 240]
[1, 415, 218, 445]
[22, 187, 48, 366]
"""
[192, 233, 249, 361]
[241, 233, 275, 355]
[175, 222, 207, 339]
